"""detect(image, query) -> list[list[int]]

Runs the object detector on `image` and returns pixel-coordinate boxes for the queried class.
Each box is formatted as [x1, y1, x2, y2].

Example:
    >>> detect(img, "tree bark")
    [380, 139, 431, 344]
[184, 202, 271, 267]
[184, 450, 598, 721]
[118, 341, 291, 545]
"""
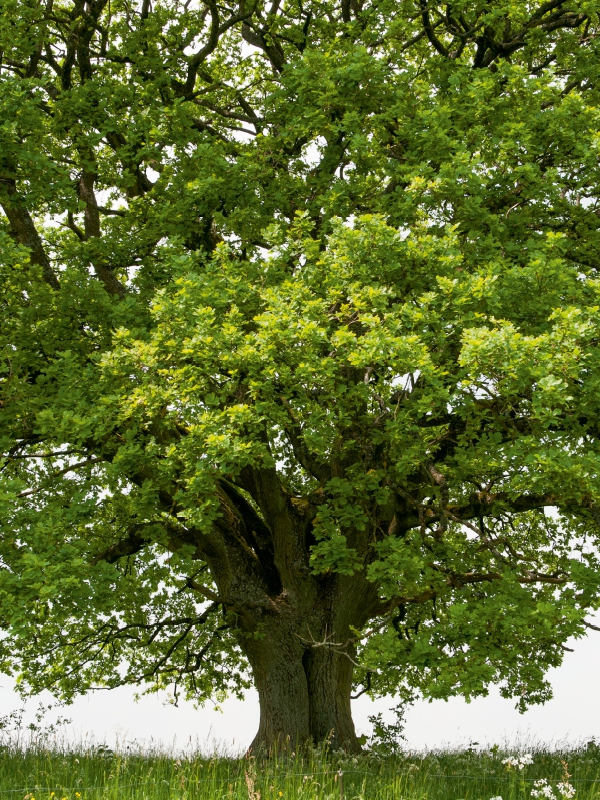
[303, 642, 357, 749]
[193, 472, 381, 754]
[236, 576, 376, 754]
[243, 615, 313, 752]
[242, 618, 361, 754]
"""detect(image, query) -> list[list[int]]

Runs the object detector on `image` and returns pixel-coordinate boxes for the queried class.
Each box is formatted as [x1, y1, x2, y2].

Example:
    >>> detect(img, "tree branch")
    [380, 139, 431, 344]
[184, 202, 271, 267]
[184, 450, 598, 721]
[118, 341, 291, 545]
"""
[17, 458, 101, 498]
[376, 566, 568, 616]
[419, 1, 449, 56]
[0, 178, 60, 289]
[184, 1, 259, 95]
[77, 156, 127, 298]
[584, 620, 600, 633]
[91, 531, 149, 565]
[400, 491, 558, 533]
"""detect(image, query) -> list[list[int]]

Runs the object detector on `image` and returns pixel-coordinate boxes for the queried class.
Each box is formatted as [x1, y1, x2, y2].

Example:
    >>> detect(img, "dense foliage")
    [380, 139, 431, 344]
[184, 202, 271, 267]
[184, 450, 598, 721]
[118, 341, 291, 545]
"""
[2, 0, 600, 748]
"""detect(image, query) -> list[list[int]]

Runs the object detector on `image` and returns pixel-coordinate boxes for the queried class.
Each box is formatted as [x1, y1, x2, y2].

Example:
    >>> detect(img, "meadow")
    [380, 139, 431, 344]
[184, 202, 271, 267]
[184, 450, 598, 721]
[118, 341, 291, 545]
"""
[0, 737, 599, 800]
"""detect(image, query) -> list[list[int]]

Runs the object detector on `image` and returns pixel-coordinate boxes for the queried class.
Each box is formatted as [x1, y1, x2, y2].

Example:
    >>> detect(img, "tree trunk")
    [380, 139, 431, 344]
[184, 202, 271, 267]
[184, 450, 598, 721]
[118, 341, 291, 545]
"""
[303, 642, 357, 749]
[238, 577, 372, 754]
[243, 621, 361, 754]
[243, 616, 313, 752]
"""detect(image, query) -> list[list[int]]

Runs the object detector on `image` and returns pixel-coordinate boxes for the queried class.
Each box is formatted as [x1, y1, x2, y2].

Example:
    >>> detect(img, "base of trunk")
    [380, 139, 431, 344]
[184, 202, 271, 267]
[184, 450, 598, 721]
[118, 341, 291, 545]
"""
[244, 619, 361, 754]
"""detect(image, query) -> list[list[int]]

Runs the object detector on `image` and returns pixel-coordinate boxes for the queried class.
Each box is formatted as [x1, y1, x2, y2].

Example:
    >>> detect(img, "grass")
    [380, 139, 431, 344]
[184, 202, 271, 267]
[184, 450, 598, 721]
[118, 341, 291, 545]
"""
[0, 738, 599, 800]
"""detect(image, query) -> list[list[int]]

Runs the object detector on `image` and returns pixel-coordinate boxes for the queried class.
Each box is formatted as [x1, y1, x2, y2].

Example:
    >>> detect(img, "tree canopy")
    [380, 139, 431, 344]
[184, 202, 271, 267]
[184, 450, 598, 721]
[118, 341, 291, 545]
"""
[2, 0, 600, 751]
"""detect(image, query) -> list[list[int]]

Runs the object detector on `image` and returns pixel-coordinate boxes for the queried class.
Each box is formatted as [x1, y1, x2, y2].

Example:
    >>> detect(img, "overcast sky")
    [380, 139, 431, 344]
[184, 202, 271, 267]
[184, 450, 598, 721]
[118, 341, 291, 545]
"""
[2, 625, 599, 755]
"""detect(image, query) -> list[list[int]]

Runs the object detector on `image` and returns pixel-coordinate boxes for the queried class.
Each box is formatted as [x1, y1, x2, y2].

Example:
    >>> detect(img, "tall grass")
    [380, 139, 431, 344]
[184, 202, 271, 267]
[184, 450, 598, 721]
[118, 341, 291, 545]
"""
[0, 737, 599, 800]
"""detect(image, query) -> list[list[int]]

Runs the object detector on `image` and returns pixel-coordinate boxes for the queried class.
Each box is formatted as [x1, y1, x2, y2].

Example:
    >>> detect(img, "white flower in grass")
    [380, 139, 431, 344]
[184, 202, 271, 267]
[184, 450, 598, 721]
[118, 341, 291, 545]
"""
[503, 754, 534, 771]
[557, 783, 576, 799]
[531, 777, 576, 800]
[490, 795, 504, 800]
[532, 779, 557, 800]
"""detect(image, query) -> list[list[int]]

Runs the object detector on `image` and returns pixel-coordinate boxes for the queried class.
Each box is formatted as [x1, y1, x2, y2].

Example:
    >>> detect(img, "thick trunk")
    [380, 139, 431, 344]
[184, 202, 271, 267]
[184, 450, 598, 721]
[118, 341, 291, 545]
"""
[239, 579, 372, 754]
[303, 643, 357, 749]
[205, 475, 379, 754]
[244, 622, 361, 754]
[244, 619, 313, 751]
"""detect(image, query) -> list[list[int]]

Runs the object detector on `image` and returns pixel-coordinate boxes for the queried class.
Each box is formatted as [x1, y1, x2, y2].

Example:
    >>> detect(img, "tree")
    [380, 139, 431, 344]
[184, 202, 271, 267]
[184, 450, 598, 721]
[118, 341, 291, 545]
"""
[2, 0, 600, 754]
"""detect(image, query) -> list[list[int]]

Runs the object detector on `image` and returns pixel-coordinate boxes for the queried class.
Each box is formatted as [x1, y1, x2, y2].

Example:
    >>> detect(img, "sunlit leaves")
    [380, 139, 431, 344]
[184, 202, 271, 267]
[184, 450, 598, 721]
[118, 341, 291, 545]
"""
[2, 0, 600, 715]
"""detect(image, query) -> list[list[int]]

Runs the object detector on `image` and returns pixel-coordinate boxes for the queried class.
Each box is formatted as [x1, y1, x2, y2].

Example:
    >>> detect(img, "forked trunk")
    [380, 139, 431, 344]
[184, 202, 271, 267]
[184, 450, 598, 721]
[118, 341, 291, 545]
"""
[238, 579, 372, 754]
[243, 621, 361, 753]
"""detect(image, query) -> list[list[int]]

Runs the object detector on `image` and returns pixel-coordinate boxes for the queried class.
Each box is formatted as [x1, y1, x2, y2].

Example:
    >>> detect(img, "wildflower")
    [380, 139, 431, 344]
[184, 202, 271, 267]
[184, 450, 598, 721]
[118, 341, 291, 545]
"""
[532, 778, 556, 799]
[557, 783, 576, 799]
[490, 795, 503, 800]
[278, 793, 283, 797]
[75, 794, 81, 798]
[503, 754, 533, 771]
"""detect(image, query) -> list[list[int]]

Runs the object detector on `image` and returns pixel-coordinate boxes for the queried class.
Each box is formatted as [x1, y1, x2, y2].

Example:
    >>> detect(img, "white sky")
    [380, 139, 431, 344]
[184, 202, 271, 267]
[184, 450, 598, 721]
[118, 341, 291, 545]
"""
[1, 626, 599, 754]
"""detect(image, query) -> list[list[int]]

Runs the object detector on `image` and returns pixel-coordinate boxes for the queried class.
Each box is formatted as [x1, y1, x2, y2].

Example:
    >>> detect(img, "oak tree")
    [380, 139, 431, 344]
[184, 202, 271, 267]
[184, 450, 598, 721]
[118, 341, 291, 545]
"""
[2, 0, 600, 752]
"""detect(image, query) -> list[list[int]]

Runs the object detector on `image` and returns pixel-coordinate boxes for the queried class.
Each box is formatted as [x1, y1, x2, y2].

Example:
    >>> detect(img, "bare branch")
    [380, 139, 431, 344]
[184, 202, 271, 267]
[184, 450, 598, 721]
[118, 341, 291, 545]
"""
[584, 620, 600, 632]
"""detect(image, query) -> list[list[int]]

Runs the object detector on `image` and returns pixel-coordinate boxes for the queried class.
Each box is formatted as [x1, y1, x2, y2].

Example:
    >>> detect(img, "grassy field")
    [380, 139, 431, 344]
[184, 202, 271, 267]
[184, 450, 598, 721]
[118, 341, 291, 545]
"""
[0, 740, 599, 800]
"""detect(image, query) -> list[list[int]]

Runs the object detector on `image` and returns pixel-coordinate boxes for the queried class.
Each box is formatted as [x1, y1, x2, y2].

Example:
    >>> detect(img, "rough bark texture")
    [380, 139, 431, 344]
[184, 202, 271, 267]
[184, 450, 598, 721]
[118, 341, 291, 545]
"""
[234, 572, 379, 754]
[243, 625, 361, 752]
[155, 466, 387, 752]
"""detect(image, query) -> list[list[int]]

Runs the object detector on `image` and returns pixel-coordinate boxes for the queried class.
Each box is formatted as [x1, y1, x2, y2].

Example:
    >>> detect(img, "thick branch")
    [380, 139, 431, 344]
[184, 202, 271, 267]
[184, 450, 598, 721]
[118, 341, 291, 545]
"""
[78, 167, 101, 238]
[184, 0, 220, 95]
[184, 2, 259, 95]
[0, 178, 60, 289]
[419, 1, 449, 56]
[241, 19, 286, 72]
[77, 159, 127, 298]
[91, 528, 151, 564]
[184, 577, 222, 603]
